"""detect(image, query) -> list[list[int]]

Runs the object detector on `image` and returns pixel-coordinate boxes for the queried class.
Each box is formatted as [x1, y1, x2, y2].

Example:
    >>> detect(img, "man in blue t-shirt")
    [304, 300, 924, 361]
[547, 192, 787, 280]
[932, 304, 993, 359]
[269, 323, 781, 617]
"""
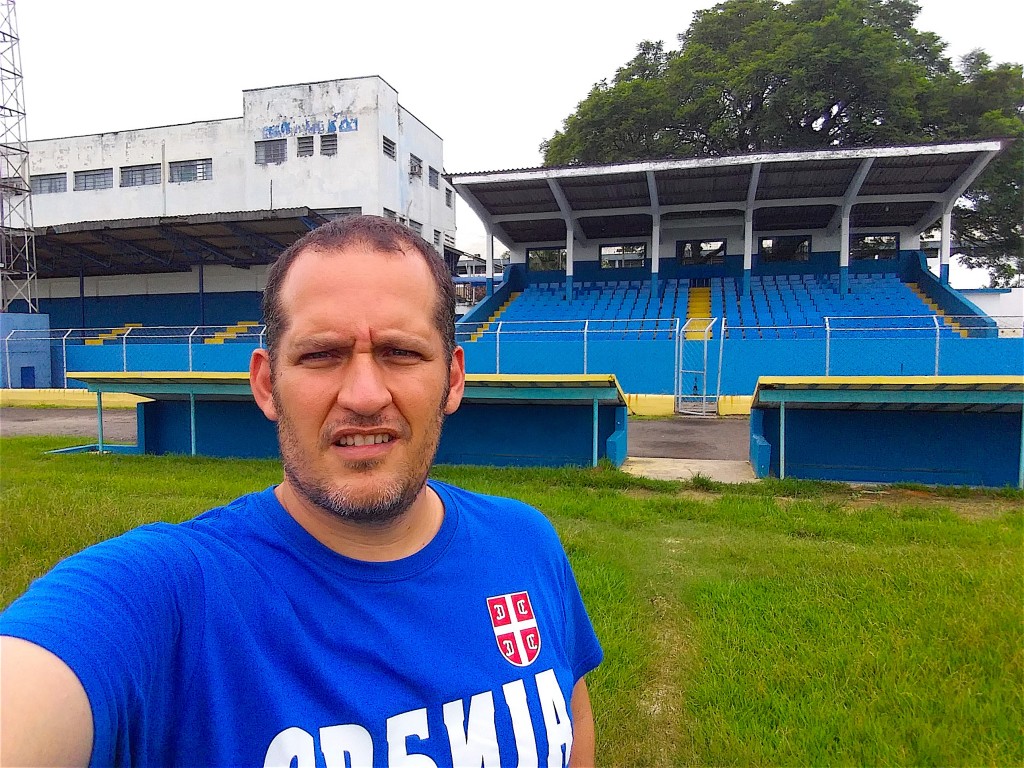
[0, 216, 602, 768]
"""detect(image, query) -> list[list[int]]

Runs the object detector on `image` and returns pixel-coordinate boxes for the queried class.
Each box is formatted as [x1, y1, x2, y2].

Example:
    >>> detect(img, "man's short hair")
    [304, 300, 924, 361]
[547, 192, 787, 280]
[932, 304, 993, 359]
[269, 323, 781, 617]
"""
[261, 215, 457, 364]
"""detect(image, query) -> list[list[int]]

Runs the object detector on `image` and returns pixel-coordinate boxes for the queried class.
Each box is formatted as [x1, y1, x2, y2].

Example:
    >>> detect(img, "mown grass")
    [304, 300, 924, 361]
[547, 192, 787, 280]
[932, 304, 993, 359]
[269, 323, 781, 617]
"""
[2, 437, 1021, 766]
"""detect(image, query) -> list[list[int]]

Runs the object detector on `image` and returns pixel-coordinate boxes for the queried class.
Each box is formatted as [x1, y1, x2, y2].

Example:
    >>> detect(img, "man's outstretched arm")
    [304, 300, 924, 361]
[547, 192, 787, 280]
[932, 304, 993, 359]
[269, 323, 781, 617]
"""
[0, 636, 93, 768]
[569, 676, 595, 768]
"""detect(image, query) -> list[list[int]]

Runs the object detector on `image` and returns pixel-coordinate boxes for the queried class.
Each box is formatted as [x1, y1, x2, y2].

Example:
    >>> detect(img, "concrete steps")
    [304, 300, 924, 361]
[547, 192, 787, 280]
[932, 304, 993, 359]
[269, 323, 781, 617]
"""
[204, 321, 260, 344]
[469, 293, 521, 342]
[907, 283, 968, 338]
[684, 287, 714, 339]
[83, 323, 142, 346]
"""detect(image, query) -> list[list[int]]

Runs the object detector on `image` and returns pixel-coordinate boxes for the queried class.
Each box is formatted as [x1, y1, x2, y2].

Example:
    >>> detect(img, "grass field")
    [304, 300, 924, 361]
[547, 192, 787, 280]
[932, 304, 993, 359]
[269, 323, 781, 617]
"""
[2, 436, 1021, 766]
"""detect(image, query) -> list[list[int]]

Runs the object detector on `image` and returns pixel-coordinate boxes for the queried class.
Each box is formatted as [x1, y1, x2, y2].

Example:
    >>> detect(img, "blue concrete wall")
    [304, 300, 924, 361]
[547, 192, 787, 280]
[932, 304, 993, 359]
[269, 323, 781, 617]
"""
[64, 342, 259, 388]
[753, 406, 1023, 487]
[461, 332, 1022, 396]
[39, 292, 263, 329]
[134, 394, 628, 468]
[0, 313, 52, 388]
[437, 401, 626, 467]
[51, 329, 1021, 396]
[139, 399, 279, 458]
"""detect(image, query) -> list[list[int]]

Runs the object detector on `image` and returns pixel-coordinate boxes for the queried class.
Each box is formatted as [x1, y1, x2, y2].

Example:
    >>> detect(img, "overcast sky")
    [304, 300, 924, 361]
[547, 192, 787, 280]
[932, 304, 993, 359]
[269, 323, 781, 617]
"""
[15, 0, 1022, 287]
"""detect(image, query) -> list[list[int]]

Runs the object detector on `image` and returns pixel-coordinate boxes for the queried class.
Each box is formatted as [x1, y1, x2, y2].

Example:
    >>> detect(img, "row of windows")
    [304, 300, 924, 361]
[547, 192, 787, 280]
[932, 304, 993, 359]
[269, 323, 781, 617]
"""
[381, 209, 444, 248]
[252, 136, 453, 207]
[380, 136, 451, 206]
[526, 234, 901, 271]
[254, 135, 338, 165]
[30, 159, 213, 195]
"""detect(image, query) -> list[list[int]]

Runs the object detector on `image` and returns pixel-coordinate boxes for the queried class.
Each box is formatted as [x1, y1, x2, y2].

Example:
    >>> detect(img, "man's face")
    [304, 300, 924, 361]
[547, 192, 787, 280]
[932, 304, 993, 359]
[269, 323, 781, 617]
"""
[251, 242, 464, 524]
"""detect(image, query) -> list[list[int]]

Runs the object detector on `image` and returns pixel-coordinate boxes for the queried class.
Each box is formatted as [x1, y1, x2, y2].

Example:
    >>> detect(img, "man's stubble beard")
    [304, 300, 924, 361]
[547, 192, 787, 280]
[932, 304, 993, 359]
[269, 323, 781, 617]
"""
[272, 379, 450, 527]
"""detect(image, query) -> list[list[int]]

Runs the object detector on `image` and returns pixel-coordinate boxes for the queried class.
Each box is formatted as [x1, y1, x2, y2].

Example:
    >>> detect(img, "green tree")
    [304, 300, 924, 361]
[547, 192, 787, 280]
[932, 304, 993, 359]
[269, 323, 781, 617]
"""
[541, 0, 1022, 286]
[943, 52, 1023, 287]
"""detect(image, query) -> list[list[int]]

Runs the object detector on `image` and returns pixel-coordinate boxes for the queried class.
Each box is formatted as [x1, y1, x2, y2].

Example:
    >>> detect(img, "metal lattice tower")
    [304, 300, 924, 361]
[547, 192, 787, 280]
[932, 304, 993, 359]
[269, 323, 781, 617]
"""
[0, 0, 36, 312]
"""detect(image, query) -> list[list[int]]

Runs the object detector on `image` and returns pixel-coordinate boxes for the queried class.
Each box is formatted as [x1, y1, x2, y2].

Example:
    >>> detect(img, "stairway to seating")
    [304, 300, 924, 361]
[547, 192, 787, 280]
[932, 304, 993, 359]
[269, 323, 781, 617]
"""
[906, 283, 968, 338]
[685, 286, 714, 339]
[204, 321, 261, 345]
[469, 293, 521, 341]
[83, 323, 142, 346]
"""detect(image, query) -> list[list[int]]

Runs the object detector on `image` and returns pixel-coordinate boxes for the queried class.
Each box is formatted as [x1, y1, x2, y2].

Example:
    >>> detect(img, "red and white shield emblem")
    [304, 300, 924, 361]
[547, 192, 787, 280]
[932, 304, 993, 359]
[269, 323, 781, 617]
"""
[486, 591, 542, 667]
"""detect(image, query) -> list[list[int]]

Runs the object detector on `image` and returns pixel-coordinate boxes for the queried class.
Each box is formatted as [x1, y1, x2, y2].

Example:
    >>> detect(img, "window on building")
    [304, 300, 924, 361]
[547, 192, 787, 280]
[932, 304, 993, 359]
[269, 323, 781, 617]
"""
[73, 168, 113, 191]
[409, 154, 423, 178]
[383, 208, 398, 221]
[120, 164, 161, 187]
[600, 243, 647, 269]
[383, 136, 397, 159]
[851, 233, 898, 260]
[169, 158, 213, 183]
[408, 219, 423, 234]
[255, 139, 288, 165]
[428, 167, 439, 189]
[527, 247, 567, 272]
[445, 188, 454, 208]
[444, 232, 456, 247]
[297, 136, 314, 157]
[320, 134, 338, 156]
[677, 239, 726, 265]
[759, 235, 810, 262]
[433, 230, 442, 247]
[30, 173, 66, 194]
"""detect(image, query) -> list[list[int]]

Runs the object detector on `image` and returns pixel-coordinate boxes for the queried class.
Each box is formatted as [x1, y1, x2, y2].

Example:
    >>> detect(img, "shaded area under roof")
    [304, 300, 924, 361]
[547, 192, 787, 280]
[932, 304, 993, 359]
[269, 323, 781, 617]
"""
[449, 141, 1010, 247]
[34, 208, 329, 278]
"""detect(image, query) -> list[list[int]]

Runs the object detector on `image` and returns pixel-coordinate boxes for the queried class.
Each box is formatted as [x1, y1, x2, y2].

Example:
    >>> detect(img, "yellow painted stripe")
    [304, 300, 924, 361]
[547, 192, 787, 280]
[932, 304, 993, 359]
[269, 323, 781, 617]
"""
[758, 375, 1023, 387]
[1, 388, 150, 408]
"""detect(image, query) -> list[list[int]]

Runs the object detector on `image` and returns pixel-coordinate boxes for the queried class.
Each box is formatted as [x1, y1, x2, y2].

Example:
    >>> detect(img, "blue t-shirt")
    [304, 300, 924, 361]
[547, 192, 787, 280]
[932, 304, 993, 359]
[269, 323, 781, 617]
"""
[1, 481, 603, 768]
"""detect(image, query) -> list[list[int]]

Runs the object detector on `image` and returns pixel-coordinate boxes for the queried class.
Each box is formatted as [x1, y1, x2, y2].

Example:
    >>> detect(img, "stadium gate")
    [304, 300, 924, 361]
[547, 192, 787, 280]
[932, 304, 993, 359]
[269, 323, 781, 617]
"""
[675, 317, 722, 416]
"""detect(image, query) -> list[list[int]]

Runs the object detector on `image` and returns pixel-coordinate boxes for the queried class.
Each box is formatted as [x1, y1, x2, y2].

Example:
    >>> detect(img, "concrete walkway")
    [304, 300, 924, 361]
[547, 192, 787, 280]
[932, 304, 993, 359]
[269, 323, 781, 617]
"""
[623, 415, 756, 483]
[620, 456, 756, 484]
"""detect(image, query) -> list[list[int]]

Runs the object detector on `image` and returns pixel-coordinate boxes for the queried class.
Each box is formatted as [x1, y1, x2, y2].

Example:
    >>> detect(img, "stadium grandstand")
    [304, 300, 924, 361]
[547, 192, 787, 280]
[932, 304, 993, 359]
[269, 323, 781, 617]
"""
[2, 137, 1021, 416]
[450, 140, 1022, 412]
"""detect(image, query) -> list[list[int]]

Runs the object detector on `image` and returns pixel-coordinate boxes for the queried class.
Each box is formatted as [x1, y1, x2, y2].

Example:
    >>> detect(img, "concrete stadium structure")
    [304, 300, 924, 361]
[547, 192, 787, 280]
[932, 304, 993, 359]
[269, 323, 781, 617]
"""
[11, 76, 458, 328]
[451, 140, 1022, 410]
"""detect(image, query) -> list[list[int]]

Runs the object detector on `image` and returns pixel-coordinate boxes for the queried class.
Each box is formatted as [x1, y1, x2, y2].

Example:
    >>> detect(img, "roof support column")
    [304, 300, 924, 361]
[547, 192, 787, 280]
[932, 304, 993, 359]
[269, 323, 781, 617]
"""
[940, 210, 952, 284]
[198, 262, 206, 326]
[647, 171, 661, 297]
[743, 164, 761, 296]
[484, 222, 495, 297]
[839, 213, 850, 297]
[743, 211, 753, 296]
[565, 221, 575, 302]
[651, 215, 661, 298]
[79, 265, 86, 328]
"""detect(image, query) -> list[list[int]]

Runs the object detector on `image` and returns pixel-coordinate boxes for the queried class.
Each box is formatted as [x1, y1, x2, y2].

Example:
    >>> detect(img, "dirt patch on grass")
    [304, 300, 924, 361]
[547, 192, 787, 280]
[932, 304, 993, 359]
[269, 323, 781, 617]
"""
[639, 592, 689, 767]
[842, 488, 1019, 520]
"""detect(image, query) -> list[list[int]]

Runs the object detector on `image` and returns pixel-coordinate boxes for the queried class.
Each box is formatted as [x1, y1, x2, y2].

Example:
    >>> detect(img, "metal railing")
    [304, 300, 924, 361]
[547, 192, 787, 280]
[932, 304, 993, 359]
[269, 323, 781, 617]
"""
[2, 324, 267, 386]
[2, 314, 1021, 393]
[458, 317, 683, 375]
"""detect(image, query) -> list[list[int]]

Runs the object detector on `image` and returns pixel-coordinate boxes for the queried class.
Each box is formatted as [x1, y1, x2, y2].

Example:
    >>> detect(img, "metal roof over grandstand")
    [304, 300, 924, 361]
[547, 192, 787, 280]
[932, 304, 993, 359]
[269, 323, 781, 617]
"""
[34, 207, 466, 279]
[449, 140, 1010, 246]
[34, 208, 329, 278]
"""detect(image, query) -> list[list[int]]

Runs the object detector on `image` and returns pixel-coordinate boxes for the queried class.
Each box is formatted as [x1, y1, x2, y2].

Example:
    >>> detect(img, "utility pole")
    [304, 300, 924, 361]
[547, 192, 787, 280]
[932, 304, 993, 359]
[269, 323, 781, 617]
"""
[0, 0, 37, 312]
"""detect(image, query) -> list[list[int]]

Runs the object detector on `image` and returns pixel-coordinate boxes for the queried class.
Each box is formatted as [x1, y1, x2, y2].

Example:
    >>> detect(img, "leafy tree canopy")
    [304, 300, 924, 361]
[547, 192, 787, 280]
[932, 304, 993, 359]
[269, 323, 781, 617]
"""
[541, 0, 1022, 286]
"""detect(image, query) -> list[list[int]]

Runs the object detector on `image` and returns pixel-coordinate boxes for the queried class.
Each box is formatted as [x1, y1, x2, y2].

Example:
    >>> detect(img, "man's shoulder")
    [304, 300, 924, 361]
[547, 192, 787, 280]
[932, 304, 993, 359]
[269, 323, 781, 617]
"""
[52, 488, 272, 578]
[430, 479, 561, 541]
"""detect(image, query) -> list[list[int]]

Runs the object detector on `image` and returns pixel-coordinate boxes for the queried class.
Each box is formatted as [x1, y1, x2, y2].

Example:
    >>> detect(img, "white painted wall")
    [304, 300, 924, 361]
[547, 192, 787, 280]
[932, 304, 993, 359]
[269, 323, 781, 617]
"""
[962, 288, 1024, 336]
[29, 76, 456, 248]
